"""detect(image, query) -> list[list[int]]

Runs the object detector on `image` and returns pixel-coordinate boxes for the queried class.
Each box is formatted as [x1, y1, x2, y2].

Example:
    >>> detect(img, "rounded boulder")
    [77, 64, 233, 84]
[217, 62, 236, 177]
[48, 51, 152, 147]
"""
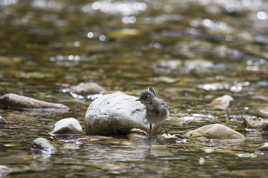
[85, 92, 148, 135]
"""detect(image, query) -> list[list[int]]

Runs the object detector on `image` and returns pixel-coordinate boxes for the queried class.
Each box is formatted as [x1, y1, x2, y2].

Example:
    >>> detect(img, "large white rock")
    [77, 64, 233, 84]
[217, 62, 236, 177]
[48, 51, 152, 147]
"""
[85, 92, 147, 135]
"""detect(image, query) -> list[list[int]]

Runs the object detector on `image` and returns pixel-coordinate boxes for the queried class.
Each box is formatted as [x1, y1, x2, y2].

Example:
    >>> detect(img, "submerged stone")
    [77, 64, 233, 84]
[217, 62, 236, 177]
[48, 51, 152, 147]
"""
[85, 92, 147, 135]
[0, 93, 69, 112]
[207, 95, 234, 110]
[50, 118, 83, 135]
[185, 124, 245, 139]
[32, 138, 56, 154]
[70, 82, 106, 95]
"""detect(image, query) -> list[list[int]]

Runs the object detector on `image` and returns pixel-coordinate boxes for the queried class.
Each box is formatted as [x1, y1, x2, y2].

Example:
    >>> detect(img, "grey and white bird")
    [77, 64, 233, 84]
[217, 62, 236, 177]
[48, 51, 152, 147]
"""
[137, 87, 169, 137]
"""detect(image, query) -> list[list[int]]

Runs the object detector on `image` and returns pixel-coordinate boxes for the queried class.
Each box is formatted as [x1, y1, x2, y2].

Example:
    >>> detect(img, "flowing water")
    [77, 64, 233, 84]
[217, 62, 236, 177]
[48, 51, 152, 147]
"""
[1, 0, 268, 177]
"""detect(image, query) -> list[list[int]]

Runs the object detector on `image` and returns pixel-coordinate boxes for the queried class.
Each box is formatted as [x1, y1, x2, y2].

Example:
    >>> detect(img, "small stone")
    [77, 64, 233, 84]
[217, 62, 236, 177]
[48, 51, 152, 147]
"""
[185, 124, 245, 139]
[0, 93, 69, 112]
[71, 82, 106, 95]
[207, 95, 234, 110]
[50, 118, 83, 135]
[32, 138, 56, 154]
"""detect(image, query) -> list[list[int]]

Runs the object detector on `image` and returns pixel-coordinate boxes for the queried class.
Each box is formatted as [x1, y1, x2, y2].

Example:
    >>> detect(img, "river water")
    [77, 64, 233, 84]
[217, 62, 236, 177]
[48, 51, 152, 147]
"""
[0, 0, 268, 177]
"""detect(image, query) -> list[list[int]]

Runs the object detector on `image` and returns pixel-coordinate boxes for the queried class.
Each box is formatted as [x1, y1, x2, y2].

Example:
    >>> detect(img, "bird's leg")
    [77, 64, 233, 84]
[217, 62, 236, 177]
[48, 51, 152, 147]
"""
[149, 123, 152, 140]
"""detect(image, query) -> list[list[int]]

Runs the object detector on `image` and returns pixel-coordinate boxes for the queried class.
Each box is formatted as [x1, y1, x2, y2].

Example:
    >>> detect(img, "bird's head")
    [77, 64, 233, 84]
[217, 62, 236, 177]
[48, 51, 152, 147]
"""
[137, 87, 157, 105]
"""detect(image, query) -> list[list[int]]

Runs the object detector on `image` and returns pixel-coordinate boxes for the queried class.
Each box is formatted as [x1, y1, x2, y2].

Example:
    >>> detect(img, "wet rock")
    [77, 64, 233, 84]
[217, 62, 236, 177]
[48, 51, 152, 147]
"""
[257, 143, 268, 152]
[185, 124, 245, 139]
[0, 165, 11, 177]
[70, 82, 106, 95]
[50, 118, 83, 135]
[32, 138, 56, 154]
[0, 93, 69, 112]
[207, 95, 234, 110]
[0, 116, 6, 124]
[85, 92, 147, 135]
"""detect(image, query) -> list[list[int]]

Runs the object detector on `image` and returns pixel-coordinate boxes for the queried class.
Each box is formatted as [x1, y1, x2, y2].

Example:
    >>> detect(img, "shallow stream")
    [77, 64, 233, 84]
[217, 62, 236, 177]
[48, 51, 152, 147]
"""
[1, 0, 268, 177]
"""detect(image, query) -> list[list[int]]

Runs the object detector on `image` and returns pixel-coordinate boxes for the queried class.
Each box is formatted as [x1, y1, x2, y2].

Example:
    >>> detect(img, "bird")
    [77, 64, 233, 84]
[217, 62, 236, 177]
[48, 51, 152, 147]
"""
[137, 87, 169, 138]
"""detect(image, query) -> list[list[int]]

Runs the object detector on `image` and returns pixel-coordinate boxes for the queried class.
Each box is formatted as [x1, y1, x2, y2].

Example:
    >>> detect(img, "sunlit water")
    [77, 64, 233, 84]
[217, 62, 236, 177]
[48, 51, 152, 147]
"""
[0, 0, 268, 177]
